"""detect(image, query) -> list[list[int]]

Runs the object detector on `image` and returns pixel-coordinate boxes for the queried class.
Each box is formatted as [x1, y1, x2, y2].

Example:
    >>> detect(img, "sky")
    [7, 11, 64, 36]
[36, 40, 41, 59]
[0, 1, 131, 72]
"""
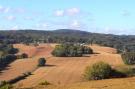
[0, 0, 135, 35]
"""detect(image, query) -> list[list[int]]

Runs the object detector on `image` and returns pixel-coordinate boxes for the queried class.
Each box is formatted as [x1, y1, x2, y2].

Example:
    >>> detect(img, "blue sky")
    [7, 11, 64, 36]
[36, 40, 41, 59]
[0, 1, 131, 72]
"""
[0, 0, 135, 34]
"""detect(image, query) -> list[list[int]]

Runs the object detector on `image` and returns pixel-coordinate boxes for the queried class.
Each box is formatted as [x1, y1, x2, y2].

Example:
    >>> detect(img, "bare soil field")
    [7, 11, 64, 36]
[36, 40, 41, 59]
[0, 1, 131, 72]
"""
[35, 77, 135, 89]
[0, 44, 53, 81]
[16, 44, 124, 88]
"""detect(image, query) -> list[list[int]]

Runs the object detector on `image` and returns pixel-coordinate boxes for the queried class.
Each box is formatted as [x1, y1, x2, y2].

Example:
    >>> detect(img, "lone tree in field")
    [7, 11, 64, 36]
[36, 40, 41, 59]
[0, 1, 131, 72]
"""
[22, 53, 28, 58]
[38, 58, 46, 67]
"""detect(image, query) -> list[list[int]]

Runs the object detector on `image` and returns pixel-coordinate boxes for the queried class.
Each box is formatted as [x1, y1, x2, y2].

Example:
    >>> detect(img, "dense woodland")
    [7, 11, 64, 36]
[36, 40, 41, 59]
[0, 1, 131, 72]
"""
[1, 29, 135, 53]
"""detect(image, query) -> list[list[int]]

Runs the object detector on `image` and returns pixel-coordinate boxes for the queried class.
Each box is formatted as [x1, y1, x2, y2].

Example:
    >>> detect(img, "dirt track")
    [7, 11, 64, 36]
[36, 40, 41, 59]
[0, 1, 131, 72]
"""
[15, 44, 124, 88]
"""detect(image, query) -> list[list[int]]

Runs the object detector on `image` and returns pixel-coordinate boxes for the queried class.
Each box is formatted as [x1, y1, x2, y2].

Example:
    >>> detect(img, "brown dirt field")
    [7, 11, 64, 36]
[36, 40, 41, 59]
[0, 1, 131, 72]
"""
[35, 77, 135, 89]
[16, 44, 124, 88]
[0, 44, 53, 81]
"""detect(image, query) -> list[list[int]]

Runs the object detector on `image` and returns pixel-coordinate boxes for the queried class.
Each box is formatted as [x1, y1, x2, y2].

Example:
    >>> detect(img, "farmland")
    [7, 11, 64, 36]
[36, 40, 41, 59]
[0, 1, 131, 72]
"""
[3, 44, 123, 88]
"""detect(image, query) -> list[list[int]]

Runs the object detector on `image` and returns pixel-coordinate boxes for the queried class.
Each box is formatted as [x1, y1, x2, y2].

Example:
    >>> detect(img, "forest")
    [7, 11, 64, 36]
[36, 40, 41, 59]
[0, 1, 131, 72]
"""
[0, 29, 135, 52]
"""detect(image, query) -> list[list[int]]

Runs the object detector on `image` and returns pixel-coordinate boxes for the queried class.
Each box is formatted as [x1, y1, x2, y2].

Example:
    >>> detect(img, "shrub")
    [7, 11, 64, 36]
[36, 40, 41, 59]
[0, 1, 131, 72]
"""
[21, 53, 28, 58]
[38, 58, 46, 67]
[16, 53, 28, 59]
[0, 84, 13, 89]
[39, 80, 50, 85]
[121, 52, 135, 65]
[0, 81, 7, 87]
[84, 62, 112, 80]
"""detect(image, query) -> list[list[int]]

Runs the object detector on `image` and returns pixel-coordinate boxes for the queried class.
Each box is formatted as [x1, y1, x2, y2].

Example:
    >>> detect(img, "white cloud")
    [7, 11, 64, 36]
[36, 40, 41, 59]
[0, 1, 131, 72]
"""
[5, 15, 16, 21]
[55, 10, 64, 16]
[11, 25, 19, 30]
[67, 8, 80, 16]
[0, 6, 10, 13]
[54, 8, 80, 17]
[71, 20, 80, 28]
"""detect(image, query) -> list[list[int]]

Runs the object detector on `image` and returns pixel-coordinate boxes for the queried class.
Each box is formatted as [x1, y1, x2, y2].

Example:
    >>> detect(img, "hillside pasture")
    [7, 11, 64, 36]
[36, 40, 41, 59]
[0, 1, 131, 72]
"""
[16, 44, 124, 88]
[0, 44, 53, 82]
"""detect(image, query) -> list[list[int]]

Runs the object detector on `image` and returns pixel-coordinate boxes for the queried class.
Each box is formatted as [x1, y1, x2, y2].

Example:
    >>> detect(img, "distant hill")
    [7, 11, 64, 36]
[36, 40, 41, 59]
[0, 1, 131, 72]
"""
[0, 29, 135, 52]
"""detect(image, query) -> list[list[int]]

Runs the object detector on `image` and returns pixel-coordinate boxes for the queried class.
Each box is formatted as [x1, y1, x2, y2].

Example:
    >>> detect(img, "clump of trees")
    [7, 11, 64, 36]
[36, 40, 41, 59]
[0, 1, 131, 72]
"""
[84, 62, 112, 80]
[0, 44, 18, 71]
[121, 52, 135, 65]
[52, 44, 93, 57]
[38, 58, 46, 67]
[16, 53, 28, 59]
[0, 54, 17, 71]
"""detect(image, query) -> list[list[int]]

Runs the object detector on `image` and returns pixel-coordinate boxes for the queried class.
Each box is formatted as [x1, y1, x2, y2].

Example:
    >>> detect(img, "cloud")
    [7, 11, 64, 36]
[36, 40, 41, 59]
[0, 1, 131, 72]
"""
[14, 8, 25, 13]
[68, 20, 87, 30]
[54, 8, 80, 17]
[11, 25, 19, 30]
[67, 8, 80, 16]
[55, 10, 64, 16]
[5, 15, 16, 21]
[0, 6, 10, 13]
[70, 20, 80, 28]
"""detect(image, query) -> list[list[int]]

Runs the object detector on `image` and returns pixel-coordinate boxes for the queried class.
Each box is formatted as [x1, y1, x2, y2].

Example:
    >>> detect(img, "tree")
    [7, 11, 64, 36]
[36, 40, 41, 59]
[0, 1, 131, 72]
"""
[52, 44, 93, 57]
[38, 58, 46, 67]
[121, 52, 135, 65]
[84, 62, 112, 80]
[21, 53, 28, 58]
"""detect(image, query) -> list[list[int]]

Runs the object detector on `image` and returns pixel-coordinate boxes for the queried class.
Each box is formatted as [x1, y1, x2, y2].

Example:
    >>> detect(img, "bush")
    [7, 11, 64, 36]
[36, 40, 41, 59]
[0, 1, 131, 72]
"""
[38, 58, 46, 67]
[121, 52, 135, 65]
[0, 84, 13, 89]
[21, 53, 28, 58]
[16, 53, 28, 59]
[84, 62, 112, 80]
[39, 80, 50, 85]
[0, 81, 12, 89]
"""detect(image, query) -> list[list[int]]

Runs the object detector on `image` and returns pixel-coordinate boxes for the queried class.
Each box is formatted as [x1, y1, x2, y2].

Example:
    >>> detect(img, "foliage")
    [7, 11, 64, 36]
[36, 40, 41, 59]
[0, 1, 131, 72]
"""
[52, 44, 93, 57]
[0, 84, 13, 89]
[39, 80, 51, 85]
[84, 62, 112, 80]
[38, 58, 46, 67]
[0, 54, 17, 71]
[121, 52, 135, 65]
[1, 29, 135, 53]
[16, 53, 28, 59]
[0, 81, 13, 89]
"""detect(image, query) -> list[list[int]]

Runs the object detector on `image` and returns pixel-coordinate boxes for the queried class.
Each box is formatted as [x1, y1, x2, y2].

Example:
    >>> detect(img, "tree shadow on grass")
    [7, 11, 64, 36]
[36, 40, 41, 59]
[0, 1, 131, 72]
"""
[45, 64, 56, 67]
[0, 65, 11, 74]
